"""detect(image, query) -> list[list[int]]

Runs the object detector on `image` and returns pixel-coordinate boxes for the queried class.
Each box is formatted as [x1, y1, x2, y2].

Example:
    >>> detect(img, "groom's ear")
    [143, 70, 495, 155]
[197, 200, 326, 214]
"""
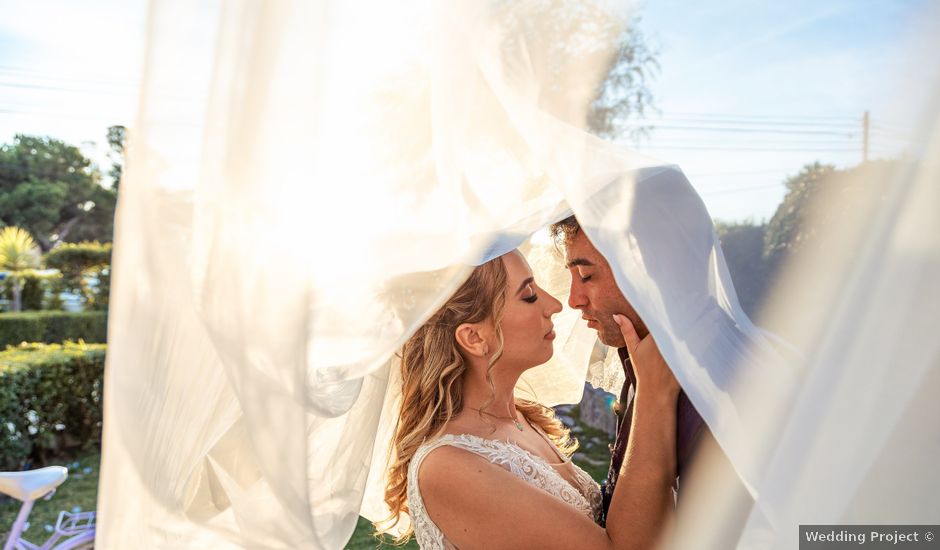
[455, 323, 489, 358]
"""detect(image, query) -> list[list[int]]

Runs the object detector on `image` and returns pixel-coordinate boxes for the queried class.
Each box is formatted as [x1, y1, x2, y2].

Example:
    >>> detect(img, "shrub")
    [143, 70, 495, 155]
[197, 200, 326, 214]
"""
[0, 270, 61, 311]
[20, 275, 44, 310]
[43, 242, 111, 276]
[43, 242, 111, 308]
[0, 311, 107, 348]
[0, 342, 106, 470]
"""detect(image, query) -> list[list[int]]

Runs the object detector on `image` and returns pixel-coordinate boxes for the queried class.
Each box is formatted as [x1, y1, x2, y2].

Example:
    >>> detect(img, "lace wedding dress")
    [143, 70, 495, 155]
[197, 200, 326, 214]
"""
[406, 433, 603, 549]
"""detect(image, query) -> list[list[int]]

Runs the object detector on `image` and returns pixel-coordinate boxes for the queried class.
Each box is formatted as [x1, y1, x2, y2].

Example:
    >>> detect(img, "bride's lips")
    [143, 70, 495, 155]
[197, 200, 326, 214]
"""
[544, 327, 556, 340]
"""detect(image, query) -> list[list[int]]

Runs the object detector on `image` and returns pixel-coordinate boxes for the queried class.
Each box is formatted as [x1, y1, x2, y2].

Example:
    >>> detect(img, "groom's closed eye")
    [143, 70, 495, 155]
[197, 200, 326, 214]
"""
[575, 267, 594, 283]
[566, 258, 595, 283]
[576, 268, 594, 283]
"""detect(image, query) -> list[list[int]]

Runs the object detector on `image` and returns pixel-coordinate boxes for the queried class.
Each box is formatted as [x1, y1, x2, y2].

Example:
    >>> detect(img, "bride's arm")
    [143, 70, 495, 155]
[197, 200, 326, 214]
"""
[605, 314, 681, 549]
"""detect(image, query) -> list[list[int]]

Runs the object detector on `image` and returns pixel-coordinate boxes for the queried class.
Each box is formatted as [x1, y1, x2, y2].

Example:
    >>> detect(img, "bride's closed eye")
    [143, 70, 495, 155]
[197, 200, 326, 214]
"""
[522, 284, 538, 303]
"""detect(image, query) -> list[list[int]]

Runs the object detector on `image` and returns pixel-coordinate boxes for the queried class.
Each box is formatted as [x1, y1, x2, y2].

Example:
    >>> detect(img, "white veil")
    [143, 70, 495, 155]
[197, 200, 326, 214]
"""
[98, 1, 659, 547]
[96, 0, 939, 548]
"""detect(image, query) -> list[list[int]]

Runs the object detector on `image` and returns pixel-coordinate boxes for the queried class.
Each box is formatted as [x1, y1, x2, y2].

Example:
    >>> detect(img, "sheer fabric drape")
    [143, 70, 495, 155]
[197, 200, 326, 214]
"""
[96, 0, 939, 548]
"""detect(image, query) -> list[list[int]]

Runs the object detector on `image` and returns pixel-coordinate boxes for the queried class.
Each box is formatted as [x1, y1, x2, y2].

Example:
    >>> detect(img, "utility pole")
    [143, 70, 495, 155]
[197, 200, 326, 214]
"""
[863, 110, 870, 162]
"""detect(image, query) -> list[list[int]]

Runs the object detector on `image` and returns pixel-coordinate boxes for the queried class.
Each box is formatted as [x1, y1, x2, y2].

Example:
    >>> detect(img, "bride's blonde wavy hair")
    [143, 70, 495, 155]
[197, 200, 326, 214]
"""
[378, 256, 578, 542]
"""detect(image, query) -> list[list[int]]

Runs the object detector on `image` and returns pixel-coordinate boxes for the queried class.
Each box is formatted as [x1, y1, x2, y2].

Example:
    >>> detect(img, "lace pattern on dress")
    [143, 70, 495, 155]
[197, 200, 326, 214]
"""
[406, 434, 603, 549]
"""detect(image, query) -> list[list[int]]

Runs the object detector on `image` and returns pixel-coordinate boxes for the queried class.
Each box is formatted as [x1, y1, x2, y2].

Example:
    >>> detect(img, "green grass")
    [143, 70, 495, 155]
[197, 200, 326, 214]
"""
[0, 451, 99, 543]
[0, 449, 411, 549]
[345, 516, 419, 549]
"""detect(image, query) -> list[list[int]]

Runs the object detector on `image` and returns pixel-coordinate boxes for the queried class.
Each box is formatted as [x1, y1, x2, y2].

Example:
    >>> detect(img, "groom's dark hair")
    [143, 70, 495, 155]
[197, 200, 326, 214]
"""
[549, 215, 581, 249]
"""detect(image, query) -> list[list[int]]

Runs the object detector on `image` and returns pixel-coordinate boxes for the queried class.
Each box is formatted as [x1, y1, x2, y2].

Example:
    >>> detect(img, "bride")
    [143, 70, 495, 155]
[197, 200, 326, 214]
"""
[380, 249, 680, 549]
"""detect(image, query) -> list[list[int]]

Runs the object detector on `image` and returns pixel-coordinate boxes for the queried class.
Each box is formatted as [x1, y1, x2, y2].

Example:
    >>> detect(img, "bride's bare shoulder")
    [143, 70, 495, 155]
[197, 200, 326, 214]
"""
[414, 434, 610, 550]
[416, 436, 518, 505]
[417, 441, 492, 487]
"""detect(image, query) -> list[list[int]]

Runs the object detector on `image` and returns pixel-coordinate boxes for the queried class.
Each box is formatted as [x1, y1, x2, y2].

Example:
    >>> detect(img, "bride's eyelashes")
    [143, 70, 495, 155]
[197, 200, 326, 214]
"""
[580, 275, 592, 283]
[522, 283, 538, 303]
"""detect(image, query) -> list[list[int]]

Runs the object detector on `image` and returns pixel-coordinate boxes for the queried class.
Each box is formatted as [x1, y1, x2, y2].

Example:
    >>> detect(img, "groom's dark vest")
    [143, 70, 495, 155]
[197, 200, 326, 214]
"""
[599, 348, 756, 545]
[599, 347, 706, 523]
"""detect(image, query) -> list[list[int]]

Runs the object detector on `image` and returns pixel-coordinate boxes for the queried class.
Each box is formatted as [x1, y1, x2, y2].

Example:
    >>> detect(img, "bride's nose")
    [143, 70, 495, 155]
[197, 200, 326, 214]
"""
[543, 292, 563, 316]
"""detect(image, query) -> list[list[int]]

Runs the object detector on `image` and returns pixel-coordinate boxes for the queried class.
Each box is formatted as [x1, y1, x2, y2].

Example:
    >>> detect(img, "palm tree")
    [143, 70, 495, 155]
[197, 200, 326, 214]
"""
[0, 227, 41, 312]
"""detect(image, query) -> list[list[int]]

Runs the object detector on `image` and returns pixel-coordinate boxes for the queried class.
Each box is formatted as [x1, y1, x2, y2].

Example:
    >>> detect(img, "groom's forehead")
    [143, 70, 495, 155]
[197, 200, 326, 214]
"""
[564, 231, 604, 268]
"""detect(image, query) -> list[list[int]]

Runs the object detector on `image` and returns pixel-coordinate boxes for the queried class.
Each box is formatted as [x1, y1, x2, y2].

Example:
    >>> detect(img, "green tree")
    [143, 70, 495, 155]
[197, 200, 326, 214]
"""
[588, 20, 658, 141]
[715, 220, 769, 318]
[0, 134, 115, 251]
[0, 227, 41, 312]
[60, 184, 117, 244]
[763, 162, 835, 268]
[763, 160, 899, 281]
[106, 125, 126, 191]
[490, 1, 657, 141]
[44, 241, 112, 310]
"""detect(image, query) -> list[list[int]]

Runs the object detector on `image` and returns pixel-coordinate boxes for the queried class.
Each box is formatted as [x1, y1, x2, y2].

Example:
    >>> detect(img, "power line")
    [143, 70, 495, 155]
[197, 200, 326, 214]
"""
[640, 124, 857, 136]
[638, 117, 860, 129]
[634, 144, 860, 152]
[646, 143, 860, 150]
[871, 122, 913, 132]
[619, 133, 861, 147]
[0, 81, 135, 96]
[647, 141, 865, 150]
[654, 111, 860, 122]
[0, 109, 130, 122]
[0, 65, 140, 87]
[701, 182, 785, 196]
[688, 168, 795, 177]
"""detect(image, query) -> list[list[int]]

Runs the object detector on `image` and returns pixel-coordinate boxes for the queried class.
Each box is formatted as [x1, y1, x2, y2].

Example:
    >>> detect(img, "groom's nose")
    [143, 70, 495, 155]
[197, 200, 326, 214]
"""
[568, 279, 587, 310]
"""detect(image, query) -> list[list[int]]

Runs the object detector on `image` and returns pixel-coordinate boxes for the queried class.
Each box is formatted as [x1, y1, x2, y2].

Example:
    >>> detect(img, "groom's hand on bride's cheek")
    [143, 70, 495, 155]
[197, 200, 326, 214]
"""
[612, 314, 679, 396]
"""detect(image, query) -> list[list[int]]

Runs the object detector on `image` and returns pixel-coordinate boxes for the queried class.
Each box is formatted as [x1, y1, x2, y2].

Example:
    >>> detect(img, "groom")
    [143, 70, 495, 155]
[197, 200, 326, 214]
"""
[551, 213, 752, 539]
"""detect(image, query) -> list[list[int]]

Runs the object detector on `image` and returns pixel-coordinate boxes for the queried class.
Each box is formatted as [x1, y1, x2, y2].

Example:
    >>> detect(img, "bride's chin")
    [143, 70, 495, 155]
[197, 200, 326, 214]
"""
[513, 348, 554, 372]
[518, 356, 550, 373]
[536, 349, 555, 365]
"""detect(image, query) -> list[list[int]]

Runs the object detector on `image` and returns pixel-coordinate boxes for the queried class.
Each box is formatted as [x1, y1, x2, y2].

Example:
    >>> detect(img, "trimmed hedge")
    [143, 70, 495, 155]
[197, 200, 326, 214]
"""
[0, 342, 106, 470]
[43, 242, 112, 310]
[0, 311, 107, 348]
[43, 242, 112, 275]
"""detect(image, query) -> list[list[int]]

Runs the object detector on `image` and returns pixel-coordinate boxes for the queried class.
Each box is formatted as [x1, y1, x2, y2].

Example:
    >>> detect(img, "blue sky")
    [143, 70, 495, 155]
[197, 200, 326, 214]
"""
[0, 0, 935, 221]
[0, 0, 145, 176]
[634, 0, 935, 219]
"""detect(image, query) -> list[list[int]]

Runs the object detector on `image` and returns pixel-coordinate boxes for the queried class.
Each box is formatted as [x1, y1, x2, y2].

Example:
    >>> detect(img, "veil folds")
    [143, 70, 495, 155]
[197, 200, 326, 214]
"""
[96, 1, 939, 547]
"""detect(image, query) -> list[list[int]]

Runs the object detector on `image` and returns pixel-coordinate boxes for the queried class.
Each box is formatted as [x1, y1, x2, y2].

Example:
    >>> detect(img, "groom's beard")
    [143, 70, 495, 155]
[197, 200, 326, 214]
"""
[585, 313, 647, 347]
[592, 317, 628, 348]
